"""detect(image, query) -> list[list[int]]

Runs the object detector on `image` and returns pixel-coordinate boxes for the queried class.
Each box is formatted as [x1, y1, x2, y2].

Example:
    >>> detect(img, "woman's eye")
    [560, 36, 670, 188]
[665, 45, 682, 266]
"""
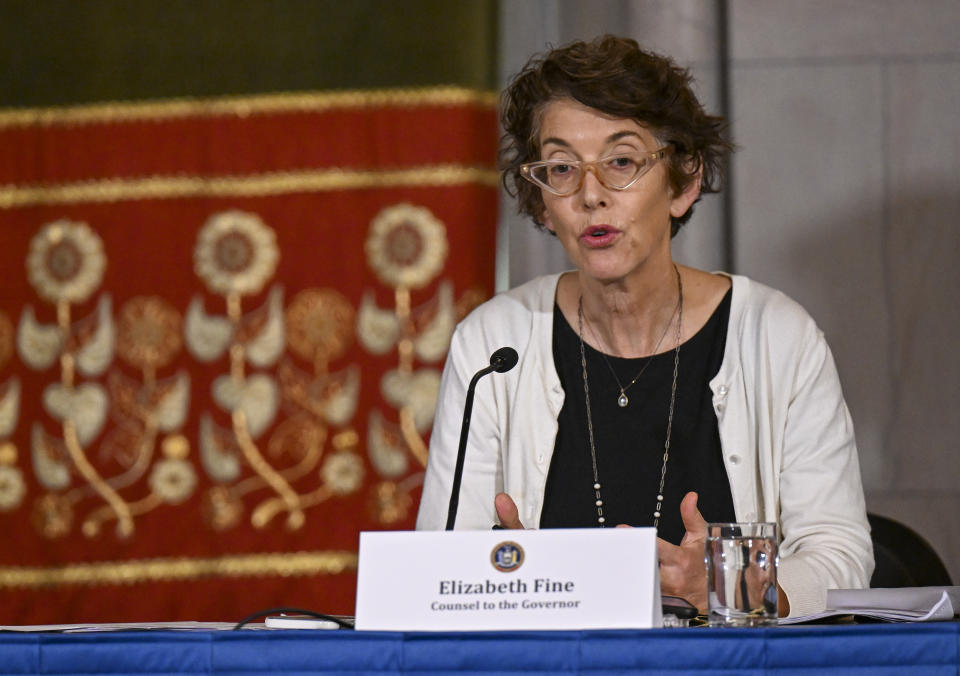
[548, 164, 573, 176]
[606, 156, 639, 171]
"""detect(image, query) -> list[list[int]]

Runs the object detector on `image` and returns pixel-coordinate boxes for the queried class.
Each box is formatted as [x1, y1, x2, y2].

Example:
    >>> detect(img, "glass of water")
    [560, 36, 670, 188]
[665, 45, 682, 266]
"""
[706, 522, 779, 627]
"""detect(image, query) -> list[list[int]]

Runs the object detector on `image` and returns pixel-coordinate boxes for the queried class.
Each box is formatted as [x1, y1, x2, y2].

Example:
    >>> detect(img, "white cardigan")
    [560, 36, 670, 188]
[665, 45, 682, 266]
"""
[416, 273, 874, 617]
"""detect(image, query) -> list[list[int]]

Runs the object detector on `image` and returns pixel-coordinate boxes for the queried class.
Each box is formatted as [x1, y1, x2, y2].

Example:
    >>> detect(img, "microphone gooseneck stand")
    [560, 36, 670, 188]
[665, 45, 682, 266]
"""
[445, 347, 518, 530]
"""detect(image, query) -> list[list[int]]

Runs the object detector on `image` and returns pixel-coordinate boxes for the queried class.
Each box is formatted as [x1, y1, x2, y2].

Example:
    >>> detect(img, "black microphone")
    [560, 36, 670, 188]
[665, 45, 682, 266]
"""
[445, 347, 519, 530]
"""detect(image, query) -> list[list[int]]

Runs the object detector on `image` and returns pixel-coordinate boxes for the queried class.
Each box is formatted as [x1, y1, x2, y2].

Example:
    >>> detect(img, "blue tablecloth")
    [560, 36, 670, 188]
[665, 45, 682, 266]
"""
[2, 623, 959, 675]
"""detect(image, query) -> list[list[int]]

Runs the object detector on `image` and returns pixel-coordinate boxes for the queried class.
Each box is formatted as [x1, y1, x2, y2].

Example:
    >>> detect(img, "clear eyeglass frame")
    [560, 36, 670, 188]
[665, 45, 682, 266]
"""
[519, 145, 673, 197]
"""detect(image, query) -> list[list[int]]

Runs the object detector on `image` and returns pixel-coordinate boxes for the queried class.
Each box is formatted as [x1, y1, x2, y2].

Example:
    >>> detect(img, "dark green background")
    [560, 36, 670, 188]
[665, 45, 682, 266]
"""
[1, 0, 499, 107]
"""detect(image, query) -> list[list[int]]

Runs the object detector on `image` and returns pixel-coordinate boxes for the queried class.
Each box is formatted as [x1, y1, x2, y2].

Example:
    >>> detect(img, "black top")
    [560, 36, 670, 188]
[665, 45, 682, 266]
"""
[540, 289, 736, 545]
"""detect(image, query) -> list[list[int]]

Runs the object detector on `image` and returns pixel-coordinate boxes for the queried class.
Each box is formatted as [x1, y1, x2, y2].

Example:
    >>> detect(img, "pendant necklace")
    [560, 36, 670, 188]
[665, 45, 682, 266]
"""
[577, 264, 683, 528]
[583, 291, 679, 408]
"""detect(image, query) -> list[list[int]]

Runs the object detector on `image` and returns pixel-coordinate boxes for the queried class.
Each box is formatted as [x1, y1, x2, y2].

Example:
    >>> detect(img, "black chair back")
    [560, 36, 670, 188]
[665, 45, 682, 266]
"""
[868, 513, 952, 588]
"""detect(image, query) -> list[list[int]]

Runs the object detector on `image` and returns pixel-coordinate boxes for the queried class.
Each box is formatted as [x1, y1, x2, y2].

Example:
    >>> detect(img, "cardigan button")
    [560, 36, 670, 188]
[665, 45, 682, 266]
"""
[717, 385, 728, 397]
[729, 454, 741, 465]
[536, 454, 544, 464]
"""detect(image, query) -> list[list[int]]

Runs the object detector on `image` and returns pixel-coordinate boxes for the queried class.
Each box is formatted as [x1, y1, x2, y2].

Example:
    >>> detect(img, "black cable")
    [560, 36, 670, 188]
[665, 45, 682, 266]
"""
[233, 607, 353, 630]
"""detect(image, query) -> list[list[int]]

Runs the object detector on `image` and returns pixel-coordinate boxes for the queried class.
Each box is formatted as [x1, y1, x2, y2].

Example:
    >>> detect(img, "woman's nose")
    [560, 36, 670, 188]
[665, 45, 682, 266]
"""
[579, 165, 608, 209]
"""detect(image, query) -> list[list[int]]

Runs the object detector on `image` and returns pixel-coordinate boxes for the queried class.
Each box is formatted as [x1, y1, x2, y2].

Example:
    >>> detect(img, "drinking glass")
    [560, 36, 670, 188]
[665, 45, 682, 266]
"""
[705, 522, 778, 627]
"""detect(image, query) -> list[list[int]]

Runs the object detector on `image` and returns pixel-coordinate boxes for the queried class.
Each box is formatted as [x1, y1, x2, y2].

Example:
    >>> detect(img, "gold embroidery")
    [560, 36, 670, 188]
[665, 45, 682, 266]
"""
[398, 407, 429, 469]
[79, 404, 193, 536]
[202, 485, 243, 531]
[218, 282, 366, 529]
[233, 409, 305, 530]
[320, 449, 365, 495]
[94, 400, 159, 494]
[0, 441, 16, 465]
[82, 493, 163, 537]
[253, 430, 362, 527]
[266, 416, 325, 479]
[0, 166, 499, 209]
[63, 420, 135, 538]
[184, 295, 234, 362]
[142, 375, 190, 435]
[116, 296, 183, 378]
[365, 203, 449, 291]
[0, 86, 497, 128]
[356, 201, 491, 523]
[366, 409, 410, 478]
[356, 291, 400, 355]
[0, 312, 13, 370]
[412, 281, 456, 363]
[0, 550, 358, 588]
[241, 287, 285, 369]
[148, 458, 198, 505]
[248, 416, 326, 528]
[194, 211, 280, 298]
[198, 414, 242, 484]
[369, 478, 417, 525]
[17, 306, 64, 370]
[381, 368, 441, 433]
[25, 221, 107, 304]
[42, 382, 109, 448]
[161, 435, 189, 460]
[102, 371, 188, 489]
[279, 361, 360, 428]
[285, 289, 355, 374]
[30, 424, 71, 492]
[250, 486, 326, 531]
[213, 373, 279, 440]
[31, 493, 73, 538]
[0, 442, 26, 512]
[70, 296, 114, 378]
[1, 115, 487, 539]
[0, 379, 20, 439]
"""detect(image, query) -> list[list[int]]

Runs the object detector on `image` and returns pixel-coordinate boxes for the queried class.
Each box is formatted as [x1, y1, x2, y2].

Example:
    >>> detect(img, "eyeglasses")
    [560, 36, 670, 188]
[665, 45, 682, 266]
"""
[519, 146, 672, 197]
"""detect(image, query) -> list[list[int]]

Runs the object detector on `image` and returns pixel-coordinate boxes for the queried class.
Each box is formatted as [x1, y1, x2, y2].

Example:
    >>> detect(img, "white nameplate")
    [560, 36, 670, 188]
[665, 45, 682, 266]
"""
[354, 528, 661, 631]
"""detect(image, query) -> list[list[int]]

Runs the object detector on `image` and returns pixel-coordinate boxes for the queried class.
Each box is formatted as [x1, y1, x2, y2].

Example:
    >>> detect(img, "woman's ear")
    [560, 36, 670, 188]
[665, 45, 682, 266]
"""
[669, 166, 702, 220]
[541, 209, 555, 234]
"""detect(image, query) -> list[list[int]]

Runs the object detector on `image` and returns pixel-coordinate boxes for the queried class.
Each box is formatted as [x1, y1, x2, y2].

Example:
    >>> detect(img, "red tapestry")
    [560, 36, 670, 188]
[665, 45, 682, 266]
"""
[0, 88, 498, 624]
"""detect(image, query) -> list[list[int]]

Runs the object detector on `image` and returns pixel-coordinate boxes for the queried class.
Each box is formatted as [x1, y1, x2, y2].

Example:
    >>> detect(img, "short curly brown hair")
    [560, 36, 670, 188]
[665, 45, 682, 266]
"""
[500, 35, 733, 236]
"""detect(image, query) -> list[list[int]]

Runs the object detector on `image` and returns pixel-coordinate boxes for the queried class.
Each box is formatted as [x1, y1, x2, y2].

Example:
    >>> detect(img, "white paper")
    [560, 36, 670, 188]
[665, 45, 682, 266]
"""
[355, 528, 661, 631]
[779, 586, 960, 624]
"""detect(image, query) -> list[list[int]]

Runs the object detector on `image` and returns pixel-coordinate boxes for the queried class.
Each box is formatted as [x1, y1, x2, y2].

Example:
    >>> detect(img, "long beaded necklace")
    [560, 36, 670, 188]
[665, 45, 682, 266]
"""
[577, 265, 683, 528]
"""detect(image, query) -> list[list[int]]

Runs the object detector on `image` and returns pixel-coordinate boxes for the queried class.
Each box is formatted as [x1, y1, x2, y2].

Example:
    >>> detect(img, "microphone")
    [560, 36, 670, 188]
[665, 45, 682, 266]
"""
[445, 347, 519, 530]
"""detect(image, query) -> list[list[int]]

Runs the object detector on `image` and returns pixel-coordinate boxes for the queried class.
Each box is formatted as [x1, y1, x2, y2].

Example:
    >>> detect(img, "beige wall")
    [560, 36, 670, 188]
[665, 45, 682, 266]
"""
[729, 0, 960, 581]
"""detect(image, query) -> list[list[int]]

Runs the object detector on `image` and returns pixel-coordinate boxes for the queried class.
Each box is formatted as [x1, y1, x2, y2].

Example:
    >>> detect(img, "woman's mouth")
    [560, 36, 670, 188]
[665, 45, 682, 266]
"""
[580, 225, 620, 247]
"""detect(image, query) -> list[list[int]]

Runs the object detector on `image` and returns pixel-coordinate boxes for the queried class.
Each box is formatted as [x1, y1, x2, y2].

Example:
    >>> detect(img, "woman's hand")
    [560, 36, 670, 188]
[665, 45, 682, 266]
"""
[657, 491, 709, 613]
[494, 493, 526, 529]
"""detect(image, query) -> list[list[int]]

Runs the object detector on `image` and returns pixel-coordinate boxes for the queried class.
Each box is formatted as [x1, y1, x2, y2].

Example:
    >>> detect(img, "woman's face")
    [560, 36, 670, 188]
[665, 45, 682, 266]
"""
[537, 98, 698, 284]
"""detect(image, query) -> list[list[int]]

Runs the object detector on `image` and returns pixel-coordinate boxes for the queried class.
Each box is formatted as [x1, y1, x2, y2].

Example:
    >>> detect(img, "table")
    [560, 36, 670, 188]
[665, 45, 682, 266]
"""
[2, 623, 958, 674]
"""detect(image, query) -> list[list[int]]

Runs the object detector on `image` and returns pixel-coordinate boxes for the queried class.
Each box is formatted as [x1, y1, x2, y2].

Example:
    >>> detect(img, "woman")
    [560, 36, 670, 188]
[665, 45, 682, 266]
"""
[415, 35, 872, 618]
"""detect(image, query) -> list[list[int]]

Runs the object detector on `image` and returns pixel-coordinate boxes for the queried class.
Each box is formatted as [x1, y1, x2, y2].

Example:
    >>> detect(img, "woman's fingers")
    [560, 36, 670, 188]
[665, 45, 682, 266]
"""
[494, 493, 525, 529]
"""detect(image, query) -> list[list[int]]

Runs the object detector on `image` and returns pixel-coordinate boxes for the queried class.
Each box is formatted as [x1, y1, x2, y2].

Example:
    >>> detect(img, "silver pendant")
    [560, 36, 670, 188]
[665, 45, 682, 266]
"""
[617, 392, 629, 407]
